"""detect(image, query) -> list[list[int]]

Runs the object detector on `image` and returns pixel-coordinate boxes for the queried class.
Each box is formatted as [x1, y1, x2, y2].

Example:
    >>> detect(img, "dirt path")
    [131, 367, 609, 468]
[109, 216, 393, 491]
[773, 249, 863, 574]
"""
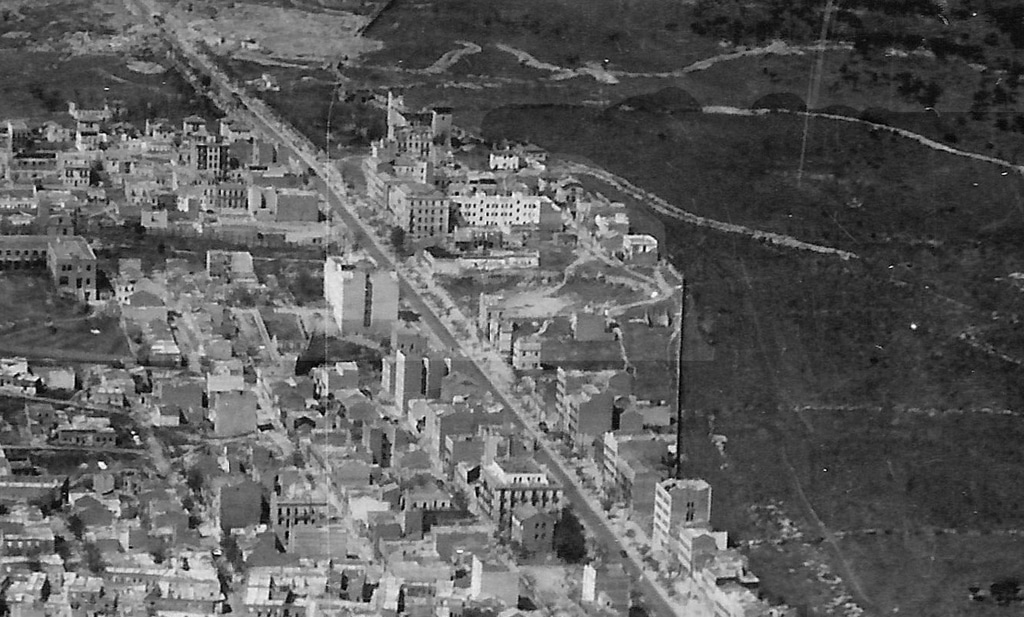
[561, 160, 859, 260]
[620, 40, 854, 78]
[781, 449, 875, 613]
[495, 43, 620, 84]
[424, 41, 481, 74]
[493, 40, 852, 83]
[704, 105, 1024, 175]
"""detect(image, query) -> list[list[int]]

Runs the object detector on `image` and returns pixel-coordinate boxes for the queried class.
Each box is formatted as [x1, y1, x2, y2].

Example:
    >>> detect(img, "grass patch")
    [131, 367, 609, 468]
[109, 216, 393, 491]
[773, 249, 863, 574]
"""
[362, 0, 720, 73]
[483, 105, 1024, 407]
[479, 101, 1024, 615]
[0, 50, 223, 124]
[0, 275, 129, 359]
[841, 534, 1024, 617]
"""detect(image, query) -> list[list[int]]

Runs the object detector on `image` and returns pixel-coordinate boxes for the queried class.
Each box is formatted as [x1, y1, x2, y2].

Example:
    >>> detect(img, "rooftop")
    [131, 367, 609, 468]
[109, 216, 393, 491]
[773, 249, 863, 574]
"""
[496, 457, 543, 475]
[48, 236, 96, 260]
[660, 478, 711, 492]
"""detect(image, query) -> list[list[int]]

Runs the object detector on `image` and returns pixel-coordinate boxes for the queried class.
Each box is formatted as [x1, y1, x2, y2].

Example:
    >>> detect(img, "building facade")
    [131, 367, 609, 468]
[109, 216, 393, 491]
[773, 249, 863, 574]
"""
[651, 478, 712, 553]
[475, 459, 562, 530]
[47, 236, 97, 302]
[324, 257, 400, 337]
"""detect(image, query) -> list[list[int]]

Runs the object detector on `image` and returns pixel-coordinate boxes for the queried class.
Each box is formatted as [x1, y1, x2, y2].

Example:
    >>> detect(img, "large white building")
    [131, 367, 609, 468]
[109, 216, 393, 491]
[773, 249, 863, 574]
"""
[324, 256, 400, 337]
[449, 189, 550, 229]
[651, 478, 712, 553]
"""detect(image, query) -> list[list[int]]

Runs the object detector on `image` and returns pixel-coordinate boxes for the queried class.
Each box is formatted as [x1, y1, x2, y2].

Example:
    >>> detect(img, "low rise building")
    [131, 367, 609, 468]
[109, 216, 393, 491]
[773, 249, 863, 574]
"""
[600, 432, 669, 520]
[55, 415, 116, 447]
[510, 504, 554, 555]
[270, 470, 331, 545]
[207, 250, 258, 285]
[47, 235, 98, 302]
[555, 368, 632, 448]
[475, 458, 562, 530]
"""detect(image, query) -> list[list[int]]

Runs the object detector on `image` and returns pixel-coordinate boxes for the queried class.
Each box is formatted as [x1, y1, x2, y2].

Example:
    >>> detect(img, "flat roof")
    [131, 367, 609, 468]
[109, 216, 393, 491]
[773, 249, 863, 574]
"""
[0, 235, 49, 250]
[48, 236, 96, 260]
[499, 457, 544, 474]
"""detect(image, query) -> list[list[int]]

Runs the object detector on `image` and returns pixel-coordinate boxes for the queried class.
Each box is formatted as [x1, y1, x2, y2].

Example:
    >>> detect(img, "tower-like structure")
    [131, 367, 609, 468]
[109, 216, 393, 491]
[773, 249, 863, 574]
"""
[324, 256, 399, 337]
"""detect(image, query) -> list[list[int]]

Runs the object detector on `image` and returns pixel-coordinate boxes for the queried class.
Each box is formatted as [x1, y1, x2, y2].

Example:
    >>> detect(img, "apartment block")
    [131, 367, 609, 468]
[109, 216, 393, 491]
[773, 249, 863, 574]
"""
[476, 458, 562, 530]
[600, 432, 668, 520]
[389, 181, 450, 241]
[270, 471, 331, 545]
[651, 478, 712, 553]
[324, 256, 399, 337]
[47, 235, 97, 302]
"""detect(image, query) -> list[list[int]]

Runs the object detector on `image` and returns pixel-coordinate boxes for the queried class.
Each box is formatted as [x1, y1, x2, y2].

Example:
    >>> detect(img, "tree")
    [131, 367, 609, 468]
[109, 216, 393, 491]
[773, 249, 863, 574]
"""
[553, 507, 588, 563]
[186, 465, 205, 495]
[221, 534, 245, 572]
[389, 226, 407, 254]
[68, 514, 85, 540]
[991, 578, 1022, 606]
[54, 535, 71, 562]
[83, 542, 105, 574]
[151, 543, 168, 564]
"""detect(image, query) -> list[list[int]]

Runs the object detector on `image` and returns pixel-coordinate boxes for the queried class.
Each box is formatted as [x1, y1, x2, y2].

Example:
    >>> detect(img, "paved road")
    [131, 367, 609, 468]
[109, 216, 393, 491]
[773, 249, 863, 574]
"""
[126, 2, 679, 614]
[0, 444, 146, 455]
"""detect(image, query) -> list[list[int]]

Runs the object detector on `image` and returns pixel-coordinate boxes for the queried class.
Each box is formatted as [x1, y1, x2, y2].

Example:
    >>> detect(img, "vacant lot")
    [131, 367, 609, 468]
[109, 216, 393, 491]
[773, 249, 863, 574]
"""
[362, 0, 720, 73]
[187, 2, 380, 62]
[0, 275, 129, 360]
[840, 533, 1024, 617]
[0, 48, 221, 124]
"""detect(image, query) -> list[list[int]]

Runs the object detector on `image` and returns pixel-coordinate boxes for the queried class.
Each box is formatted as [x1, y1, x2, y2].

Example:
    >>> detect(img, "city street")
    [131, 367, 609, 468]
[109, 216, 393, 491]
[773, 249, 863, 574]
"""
[125, 2, 683, 613]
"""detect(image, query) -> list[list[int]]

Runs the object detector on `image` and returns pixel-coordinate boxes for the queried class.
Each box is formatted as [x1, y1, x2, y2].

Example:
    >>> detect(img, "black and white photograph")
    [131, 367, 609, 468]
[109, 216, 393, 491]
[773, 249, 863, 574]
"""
[0, 0, 1021, 615]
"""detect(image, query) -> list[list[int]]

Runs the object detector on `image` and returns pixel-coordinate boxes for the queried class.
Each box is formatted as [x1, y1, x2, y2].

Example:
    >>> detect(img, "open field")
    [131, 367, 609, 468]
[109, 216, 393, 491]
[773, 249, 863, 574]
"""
[0, 0, 135, 48]
[839, 534, 1024, 617]
[362, 0, 720, 74]
[479, 102, 1024, 613]
[0, 0, 222, 124]
[0, 275, 130, 360]
[0, 49, 220, 124]
[185, 2, 381, 62]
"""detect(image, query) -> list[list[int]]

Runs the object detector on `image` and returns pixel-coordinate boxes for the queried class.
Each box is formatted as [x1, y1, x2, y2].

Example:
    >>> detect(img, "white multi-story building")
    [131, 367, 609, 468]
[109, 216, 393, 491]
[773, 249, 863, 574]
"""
[449, 189, 549, 228]
[324, 256, 400, 337]
[651, 478, 712, 553]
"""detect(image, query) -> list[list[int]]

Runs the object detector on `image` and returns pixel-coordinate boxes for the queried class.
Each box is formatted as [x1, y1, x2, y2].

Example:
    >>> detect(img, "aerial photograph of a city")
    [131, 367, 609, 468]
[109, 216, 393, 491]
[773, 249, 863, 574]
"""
[0, 0, 1022, 616]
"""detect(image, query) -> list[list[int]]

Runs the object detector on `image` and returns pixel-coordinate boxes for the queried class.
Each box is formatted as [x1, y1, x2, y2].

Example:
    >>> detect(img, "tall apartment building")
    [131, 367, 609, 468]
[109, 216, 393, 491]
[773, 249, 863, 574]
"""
[324, 256, 400, 337]
[651, 478, 712, 553]
[191, 139, 230, 179]
[555, 368, 632, 447]
[381, 347, 447, 414]
[389, 181, 450, 241]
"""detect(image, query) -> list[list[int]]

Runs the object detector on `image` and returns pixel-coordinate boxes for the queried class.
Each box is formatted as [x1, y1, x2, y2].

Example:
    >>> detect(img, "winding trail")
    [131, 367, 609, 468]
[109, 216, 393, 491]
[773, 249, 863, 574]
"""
[704, 106, 1024, 175]
[494, 40, 853, 83]
[424, 40, 481, 74]
[622, 40, 855, 78]
[561, 160, 859, 260]
[495, 43, 620, 84]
